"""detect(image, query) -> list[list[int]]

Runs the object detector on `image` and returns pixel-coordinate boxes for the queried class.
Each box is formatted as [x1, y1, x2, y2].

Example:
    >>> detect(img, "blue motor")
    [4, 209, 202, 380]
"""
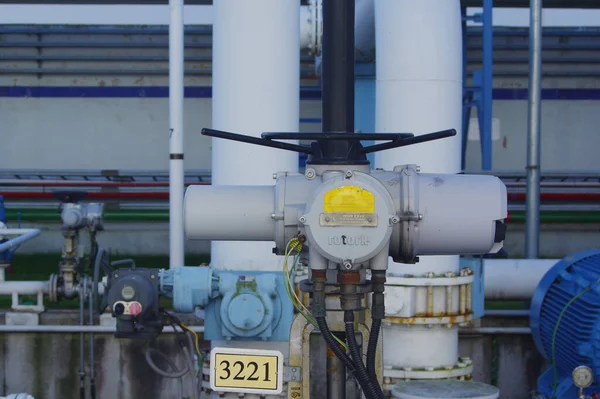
[531, 250, 600, 398]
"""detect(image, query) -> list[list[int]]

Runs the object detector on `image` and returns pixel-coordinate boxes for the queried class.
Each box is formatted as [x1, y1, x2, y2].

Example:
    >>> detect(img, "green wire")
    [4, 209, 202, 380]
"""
[550, 280, 598, 398]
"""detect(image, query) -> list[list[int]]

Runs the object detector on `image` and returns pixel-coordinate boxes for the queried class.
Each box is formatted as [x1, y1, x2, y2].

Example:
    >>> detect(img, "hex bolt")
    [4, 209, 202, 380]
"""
[345, 170, 353, 178]
[299, 216, 307, 224]
[305, 168, 316, 179]
[272, 173, 278, 180]
[324, 216, 331, 222]
[416, 166, 421, 172]
[367, 216, 373, 223]
[426, 272, 435, 278]
[446, 272, 455, 278]
[114, 273, 119, 278]
[390, 216, 400, 224]
[150, 274, 155, 279]
[343, 260, 353, 270]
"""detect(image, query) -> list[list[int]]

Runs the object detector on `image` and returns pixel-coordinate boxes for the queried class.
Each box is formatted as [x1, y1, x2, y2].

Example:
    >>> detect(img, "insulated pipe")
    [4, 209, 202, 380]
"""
[483, 258, 557, 300]
[0, 281, 49, 295]
[374, 0, 463, 374]
[184, 186, 275, 241]
[210, 0, 299, 272]
[525, 0, 543, 259]
[169, 0, 185, 268]
[207, 4, 299, 395]
[0, 229, 41, 252]
[0, 325, 204, 333]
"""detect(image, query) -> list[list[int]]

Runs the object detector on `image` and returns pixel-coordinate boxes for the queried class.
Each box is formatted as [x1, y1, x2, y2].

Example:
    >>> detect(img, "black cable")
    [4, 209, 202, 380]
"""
[344, 311, 385, 399]
[316, 316, 376, 399]
[366, 318, 381, 380]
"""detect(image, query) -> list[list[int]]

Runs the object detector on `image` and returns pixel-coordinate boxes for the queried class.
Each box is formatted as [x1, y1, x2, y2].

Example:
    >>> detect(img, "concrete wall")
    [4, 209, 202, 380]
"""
[0, 312, 541, 399]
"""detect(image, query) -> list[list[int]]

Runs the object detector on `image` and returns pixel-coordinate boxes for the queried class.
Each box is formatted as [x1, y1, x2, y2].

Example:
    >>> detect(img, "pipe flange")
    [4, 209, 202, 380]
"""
[48, 274, 59, 302]
[383, 361, 473, 380]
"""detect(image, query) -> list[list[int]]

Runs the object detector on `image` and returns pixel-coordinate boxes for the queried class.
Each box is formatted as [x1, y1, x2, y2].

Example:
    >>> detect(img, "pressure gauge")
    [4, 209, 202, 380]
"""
[572, 366, 594, 388]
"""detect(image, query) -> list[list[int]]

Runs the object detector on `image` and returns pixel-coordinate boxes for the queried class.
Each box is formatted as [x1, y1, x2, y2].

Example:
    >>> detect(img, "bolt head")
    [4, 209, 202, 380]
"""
[345, 170, 353, 178]
[150, 274, 155, 279]
[305, 168, 316, 179]
[445, 272, 455, 278]
[343, 260, 353, 270]
[426, 272, 435, 278]
[299, 216, 306, 224]
[416, 166, 421, 172]
[390, 216, 400, 224]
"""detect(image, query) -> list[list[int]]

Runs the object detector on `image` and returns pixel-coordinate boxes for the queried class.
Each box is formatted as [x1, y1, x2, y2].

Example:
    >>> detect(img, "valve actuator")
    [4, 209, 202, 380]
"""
[185, 164, 507, 267]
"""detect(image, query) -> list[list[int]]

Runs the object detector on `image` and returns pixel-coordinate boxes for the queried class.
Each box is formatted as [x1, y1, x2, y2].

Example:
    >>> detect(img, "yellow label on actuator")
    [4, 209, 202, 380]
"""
[324, 185, 375, 213]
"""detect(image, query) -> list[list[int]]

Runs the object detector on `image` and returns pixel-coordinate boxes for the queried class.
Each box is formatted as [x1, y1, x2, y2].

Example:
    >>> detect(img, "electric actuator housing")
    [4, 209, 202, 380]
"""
[185, 164, 507, 268]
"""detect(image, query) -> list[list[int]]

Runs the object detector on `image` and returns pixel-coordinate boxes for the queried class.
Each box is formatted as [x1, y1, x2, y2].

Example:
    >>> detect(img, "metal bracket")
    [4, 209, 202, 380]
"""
[283, 365, 302, 383]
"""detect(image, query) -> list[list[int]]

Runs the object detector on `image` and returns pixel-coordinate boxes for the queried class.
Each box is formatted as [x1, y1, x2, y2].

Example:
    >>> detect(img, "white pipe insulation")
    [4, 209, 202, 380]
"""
[198, 4, 299, 394]
[374, 0, 464, 372]
[207, 0, 299, 273]
[484, 258, 558, 300]
[169, 0, 185, 268]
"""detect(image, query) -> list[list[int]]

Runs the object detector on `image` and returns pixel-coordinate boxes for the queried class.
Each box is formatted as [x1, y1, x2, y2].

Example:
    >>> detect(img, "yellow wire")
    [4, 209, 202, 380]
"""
[179, 322, 203, 375]
[283, 238, 348, 350]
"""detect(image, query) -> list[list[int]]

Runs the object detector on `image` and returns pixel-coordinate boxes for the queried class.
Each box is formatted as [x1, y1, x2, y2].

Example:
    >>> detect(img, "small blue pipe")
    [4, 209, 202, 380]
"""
[0, 230, 41, 253]
[481, 0, 493, 171]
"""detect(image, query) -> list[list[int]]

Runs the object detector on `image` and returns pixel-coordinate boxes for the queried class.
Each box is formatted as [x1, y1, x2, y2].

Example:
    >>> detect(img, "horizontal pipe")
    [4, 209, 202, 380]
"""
[5, 190, 600, 203]
[0, 180, 209, 188]
[0, 325, 204, 333]
[459, 327, 531, 335]
[5, 209, 600, 223]
[484, 309, 530, 317]
[0, 229, 41, 252]
[483, 259, 558, 300]
[0, 68, 318, 79]
[0, 281, 49, 295]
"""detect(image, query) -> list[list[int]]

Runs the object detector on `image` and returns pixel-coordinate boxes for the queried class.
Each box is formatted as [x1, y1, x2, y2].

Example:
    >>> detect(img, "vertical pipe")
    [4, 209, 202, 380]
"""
[326, 345, 347, 399]
[168, 0, 185, 268]
[374, 0, 463, 372]
[525, 0, 543, 259]
[88, 288, 96, 399]
[209, 2, 299, 387]
[322, 0, 355, 133]
[78, 287, 86, 399]
[481, 0, 493, 170]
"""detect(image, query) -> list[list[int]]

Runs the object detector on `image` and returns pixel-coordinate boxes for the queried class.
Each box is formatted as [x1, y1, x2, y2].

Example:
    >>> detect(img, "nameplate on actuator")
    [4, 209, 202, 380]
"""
[319, 213, 378, 227]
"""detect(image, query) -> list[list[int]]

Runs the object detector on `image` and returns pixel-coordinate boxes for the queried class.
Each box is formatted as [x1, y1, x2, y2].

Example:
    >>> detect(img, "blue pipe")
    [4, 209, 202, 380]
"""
[0, 229, 41, 253]
[481, 0, 493, 171]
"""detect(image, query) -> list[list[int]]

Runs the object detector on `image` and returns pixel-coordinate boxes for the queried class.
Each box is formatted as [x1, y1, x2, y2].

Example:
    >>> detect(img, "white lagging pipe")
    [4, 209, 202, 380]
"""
[168, 0, 185, 268]
[374, 0, 464, 372]
[207, 2, 299, 397]
[0, 229, 41, 252]
[0, 281, 48, 295]
[483, 259, 558, 300]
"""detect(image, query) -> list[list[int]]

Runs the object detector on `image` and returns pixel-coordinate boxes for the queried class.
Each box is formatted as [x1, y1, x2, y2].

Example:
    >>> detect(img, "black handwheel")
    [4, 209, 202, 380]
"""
[93, 248, 112, 314]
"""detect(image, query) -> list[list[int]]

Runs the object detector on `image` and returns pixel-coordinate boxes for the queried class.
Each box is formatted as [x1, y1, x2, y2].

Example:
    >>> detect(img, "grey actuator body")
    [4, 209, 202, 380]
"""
[184, 164, 507, 268]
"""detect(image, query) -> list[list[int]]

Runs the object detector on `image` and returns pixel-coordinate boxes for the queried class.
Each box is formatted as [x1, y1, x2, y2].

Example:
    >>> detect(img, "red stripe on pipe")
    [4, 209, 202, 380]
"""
[508, 193, 600, 201]
[0, 181, 210, 188]
[2, 192, 169, 200]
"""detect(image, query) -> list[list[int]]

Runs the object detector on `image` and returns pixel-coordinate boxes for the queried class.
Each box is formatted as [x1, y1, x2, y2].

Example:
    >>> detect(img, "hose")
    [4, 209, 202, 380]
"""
[366, 318, 381, 380]
[144, 347, 184, 398]
[316, 316, 376, 399]
[144, 347, 190, 378]
[344, 311, 385, 399]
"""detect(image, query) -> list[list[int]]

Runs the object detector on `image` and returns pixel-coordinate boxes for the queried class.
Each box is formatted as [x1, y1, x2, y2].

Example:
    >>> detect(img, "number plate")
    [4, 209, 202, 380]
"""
[210, 347, 283, 395]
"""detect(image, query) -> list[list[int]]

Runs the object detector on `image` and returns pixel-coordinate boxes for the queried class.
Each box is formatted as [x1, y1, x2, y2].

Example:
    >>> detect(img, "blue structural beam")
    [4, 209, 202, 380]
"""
[462, 0, 494, 171]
